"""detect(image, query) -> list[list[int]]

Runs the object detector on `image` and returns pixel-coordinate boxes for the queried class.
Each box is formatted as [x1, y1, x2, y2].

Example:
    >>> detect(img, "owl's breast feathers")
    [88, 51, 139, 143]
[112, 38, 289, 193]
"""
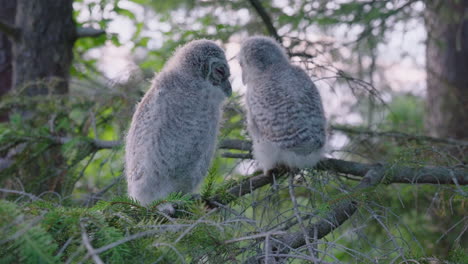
[248, 65, 326, 154]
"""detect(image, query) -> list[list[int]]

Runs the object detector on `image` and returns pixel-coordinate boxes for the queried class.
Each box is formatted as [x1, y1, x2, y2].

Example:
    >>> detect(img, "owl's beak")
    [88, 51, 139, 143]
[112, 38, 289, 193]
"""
[221, 80, 232, 97]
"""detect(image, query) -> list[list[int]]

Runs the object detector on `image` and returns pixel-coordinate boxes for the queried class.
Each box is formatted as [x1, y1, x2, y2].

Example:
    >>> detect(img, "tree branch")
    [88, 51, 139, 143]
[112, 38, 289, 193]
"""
[49, 136, 120, 149]
[76, 27, 106, 39]
[277, 167, 385, 250]
[332, 125, 468, 146]
[80, 220, 105, 264]
[1, 136, 466, 185]
[208, 172, 280, 205]
[219, 139, 468, 185]
[247, 0, 282, 42]
[0, 20, 20, 41]
[0, 137, 119, 171]
[218, 139, 252, 151]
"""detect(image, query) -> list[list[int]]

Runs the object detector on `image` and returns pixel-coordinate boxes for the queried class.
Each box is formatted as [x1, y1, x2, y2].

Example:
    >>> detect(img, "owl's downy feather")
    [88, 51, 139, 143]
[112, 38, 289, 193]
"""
[125, 40, 231, 205]
[239, 36, 326, 172]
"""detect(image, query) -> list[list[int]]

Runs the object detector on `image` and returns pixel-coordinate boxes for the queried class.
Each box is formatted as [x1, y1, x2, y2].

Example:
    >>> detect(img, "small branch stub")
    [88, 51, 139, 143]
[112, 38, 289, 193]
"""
[76, 27, 106, 39]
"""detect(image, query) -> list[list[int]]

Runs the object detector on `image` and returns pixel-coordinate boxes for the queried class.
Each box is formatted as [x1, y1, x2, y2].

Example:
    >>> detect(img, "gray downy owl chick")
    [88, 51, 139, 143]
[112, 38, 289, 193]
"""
[125, 39, 232, 206]
[238, 36, 326, 173]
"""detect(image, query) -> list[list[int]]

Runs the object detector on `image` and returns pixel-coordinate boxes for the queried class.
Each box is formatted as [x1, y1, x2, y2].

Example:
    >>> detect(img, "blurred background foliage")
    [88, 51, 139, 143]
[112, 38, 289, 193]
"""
[0, 0, 466, 263]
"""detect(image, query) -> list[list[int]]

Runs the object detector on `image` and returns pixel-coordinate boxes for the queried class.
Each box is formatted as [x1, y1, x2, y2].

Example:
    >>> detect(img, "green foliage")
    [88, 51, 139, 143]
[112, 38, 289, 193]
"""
[0, 201, 59, 264]
[383, 94, 425, 134]
[0, 195, 243, 263]
[0, 80, 131, 198]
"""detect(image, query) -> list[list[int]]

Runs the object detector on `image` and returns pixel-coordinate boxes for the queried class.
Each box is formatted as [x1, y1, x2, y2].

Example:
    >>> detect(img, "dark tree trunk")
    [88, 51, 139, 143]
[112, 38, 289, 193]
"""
[425, 0, 468, 145]
[425, 1, 468, 256]
[0, 0, 16, 122]
[13, 0, 76, 96]
[9, 0, 77, 195]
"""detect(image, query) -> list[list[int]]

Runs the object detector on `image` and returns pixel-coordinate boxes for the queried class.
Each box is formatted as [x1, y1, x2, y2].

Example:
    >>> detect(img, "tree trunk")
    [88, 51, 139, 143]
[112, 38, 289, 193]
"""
[10, 0, 76, 195]
[13, 0, 76, 96]
[425, 1, 468, 256]
[425, 0, 468, 146]
[0, 0, 16, 122]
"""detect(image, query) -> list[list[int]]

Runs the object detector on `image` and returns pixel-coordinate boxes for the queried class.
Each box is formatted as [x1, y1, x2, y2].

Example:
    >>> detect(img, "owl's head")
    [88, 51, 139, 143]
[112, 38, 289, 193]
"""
[166, 39, 232, 96]
[238, 36, 288, 71]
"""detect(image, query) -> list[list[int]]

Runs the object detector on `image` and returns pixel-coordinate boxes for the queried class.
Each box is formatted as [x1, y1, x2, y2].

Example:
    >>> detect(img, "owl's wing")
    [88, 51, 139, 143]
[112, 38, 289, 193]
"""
[248, 66, 326, 154]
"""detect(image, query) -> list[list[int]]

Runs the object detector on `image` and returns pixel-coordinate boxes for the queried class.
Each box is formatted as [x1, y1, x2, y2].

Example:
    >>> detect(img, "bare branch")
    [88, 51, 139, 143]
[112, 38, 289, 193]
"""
[0, 214, 45, 245]
[84, 174, 124, 206]
[247, 0, 282, 42]
[221, 152, 252, 159]
[332, 125, 468, 146]
[218, 139, 252, 151]
[80, 220, 105, 264]
[0, 188, 42, 201]
[93, 230, 161, 255]
[278, 167, 385, 250]
[208, 172, 279, 205]
[76, 27, 106, 39]
[50, 136, 120, 149]
[153, 243, 187, 264]
[224, 231, 287, 244]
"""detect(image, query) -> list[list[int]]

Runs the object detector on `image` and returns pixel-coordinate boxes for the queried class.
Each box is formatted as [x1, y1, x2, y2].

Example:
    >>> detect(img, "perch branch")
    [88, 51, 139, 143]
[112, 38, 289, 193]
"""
[1, 137, 465, 186]
[208, 172, 281, 205]
[219, 139, 468, 185]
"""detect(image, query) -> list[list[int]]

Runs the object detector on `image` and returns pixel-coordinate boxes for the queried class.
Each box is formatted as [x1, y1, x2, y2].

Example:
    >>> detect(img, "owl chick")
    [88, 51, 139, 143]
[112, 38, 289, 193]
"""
[238, 36, 326, 173]
[125, 40, 231, 206]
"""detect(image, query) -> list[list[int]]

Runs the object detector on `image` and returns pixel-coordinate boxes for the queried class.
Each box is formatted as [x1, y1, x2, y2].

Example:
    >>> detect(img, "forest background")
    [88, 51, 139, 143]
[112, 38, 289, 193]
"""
[0, 0, 466, 263]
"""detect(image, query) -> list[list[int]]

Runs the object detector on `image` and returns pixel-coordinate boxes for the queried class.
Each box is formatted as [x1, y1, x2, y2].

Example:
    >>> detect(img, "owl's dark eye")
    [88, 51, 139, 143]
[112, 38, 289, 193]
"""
[215, 67, 225, 76]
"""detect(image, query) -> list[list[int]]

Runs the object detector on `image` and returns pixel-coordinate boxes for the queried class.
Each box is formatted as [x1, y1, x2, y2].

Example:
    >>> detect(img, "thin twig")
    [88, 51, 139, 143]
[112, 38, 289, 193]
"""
[0, 214, 45, 245]
[153, 243, 187, 264]
[80, 221, 104, 264]
[288, 176, 316, 259]
[0, 188, 42, 201]
[332, 125, 468, 146]
[224, 231, 287, 244]
[278, 167, 385, 250]
[248, 0, 282, 42]
[173, 208, 219, 243]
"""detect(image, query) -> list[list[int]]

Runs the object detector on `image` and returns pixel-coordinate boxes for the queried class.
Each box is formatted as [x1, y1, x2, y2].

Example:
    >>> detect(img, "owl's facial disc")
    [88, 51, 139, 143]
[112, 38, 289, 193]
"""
[207, 59, 232, 97]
